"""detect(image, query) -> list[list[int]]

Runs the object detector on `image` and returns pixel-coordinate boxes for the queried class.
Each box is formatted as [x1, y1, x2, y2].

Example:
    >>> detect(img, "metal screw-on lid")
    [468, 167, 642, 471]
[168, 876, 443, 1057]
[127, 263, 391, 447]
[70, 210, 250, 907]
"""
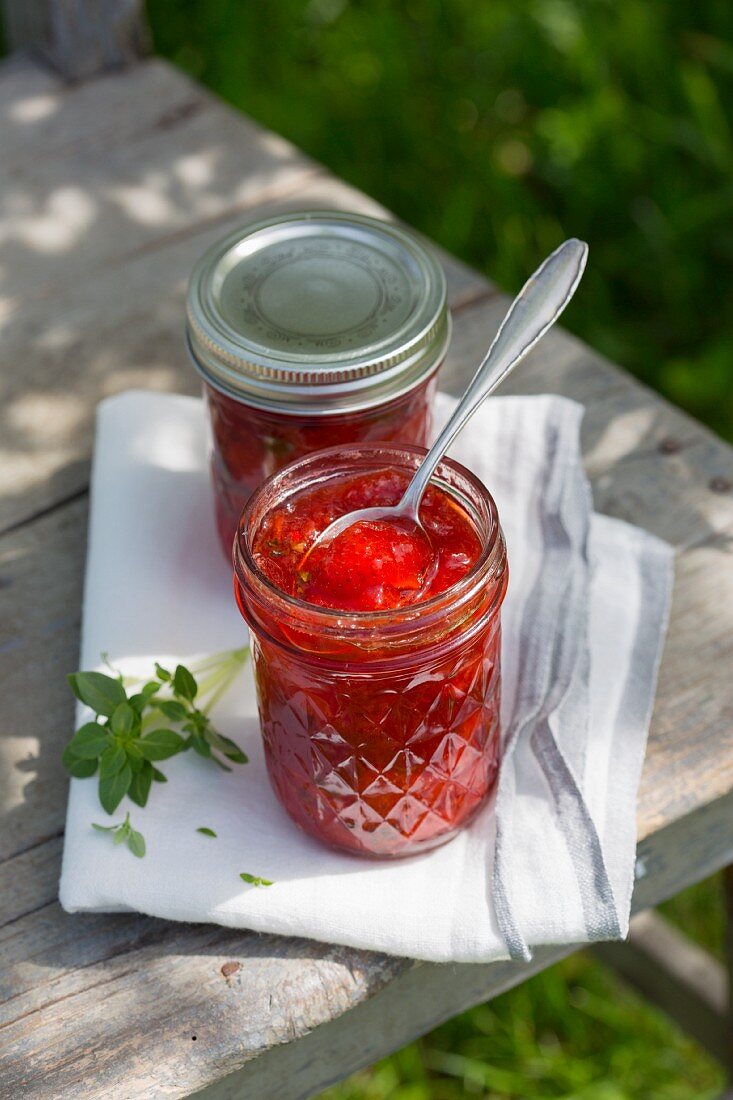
[186, 210, 450, 413]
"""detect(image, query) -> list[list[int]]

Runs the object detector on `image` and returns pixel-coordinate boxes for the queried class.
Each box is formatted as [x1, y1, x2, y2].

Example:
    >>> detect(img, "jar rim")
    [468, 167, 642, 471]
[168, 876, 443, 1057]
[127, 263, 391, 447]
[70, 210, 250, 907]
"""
[233, 442, 507, 639]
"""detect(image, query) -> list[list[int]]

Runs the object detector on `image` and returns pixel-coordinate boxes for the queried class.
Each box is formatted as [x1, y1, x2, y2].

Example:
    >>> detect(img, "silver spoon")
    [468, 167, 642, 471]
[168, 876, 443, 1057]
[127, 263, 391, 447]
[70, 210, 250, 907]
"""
[302, 237, 588, 565]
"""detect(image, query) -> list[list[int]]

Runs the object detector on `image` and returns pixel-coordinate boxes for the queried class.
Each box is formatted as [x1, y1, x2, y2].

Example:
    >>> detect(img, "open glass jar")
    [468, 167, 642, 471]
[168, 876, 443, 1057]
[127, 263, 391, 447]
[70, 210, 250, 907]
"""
[234, 444, 508, 859]
[187, 211, 450, 555]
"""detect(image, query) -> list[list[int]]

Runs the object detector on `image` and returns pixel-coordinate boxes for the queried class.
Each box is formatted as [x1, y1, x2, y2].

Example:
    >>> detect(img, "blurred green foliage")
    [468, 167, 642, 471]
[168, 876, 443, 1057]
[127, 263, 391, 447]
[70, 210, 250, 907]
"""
[320, 951, 724, 1099]
[148, 0, 733, 439]
[317, 876, 728, 1099]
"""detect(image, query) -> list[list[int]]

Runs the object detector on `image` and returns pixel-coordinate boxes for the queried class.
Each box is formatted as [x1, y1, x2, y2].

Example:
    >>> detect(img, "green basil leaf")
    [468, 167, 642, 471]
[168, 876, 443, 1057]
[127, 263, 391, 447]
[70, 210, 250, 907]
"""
[67, 671, 126, 717]
[99, 743, 126, 778]
[126, 740, 143, 761]
[208, 731, 248, 764]
[128, 761, 153, 807]
[62, 743, 98, 777]
[155, 662, 171, 682]
[196, 827, 217, 837]
[139, 729, 185, 761]
[190, 732, 211, 758]
[172, 664, 197, 701]
[92, 822, 117, 833]
[99, 763, 132, 814]
[66, 755, 99, 779]
[110, 702, 136, 737]
[68, 722, 112, 759]
[151, 767, 168, 783]
[127, 829, 146, 858]
[154, 699, 188, 722]
[113, 827, 128, 845]
[239, 872, 273, 887]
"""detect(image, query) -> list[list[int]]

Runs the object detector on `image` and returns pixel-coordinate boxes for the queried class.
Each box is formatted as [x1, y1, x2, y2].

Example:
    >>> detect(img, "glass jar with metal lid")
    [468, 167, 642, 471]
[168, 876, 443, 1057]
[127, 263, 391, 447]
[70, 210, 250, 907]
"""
[186, 210, 451, 556]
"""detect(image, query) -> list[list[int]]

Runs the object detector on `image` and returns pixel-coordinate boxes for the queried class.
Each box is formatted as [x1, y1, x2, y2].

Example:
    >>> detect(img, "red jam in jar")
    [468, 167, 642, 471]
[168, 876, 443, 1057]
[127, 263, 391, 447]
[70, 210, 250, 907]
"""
[187, 211, 450, 557]
[234, 444, 508, 859]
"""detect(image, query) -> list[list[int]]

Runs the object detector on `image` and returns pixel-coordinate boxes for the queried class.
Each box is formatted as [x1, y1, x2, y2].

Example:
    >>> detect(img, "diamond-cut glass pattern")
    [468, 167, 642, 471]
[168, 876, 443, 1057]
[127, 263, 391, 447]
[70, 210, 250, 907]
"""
[251, 609, 502, 857]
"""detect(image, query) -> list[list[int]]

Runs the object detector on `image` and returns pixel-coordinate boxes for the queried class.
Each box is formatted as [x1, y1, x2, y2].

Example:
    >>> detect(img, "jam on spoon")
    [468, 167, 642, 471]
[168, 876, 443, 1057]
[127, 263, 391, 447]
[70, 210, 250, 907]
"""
[253, 467, 482, 612]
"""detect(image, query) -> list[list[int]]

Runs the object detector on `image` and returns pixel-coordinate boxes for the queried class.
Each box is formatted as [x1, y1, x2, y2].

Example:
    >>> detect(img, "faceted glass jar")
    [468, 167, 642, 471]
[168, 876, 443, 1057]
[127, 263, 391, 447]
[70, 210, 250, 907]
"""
[233, 444, 508, 859]
[187, 211, 450, 557]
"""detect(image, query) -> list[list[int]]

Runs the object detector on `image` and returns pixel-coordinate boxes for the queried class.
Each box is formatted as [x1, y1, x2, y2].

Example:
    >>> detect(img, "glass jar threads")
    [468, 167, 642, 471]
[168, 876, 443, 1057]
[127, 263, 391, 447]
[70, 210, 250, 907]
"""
[234, 443, 508, 859]
[186, 211, 450, 555]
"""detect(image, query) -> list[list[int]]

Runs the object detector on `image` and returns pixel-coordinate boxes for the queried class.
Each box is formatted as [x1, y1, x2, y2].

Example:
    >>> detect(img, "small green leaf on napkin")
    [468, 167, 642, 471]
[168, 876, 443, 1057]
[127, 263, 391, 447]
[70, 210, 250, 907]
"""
[240, 872, 273, 887]
[197, 827, 217, 837]
[91, 812, 146, 858]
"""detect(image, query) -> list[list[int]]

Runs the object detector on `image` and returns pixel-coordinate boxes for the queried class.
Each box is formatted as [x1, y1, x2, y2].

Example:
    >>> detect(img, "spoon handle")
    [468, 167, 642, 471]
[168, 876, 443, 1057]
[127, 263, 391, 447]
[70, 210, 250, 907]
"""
[400, 237, 588, 516]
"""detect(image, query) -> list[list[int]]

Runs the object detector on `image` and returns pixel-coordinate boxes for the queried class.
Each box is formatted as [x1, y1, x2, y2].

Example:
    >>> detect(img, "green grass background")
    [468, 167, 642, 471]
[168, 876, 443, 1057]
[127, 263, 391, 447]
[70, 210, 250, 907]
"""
[144, 2, 731, 1097]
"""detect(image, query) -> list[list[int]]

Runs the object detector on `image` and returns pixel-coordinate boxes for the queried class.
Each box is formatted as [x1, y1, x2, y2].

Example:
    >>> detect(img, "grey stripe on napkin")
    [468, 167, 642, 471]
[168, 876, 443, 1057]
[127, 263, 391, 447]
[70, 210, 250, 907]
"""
[490, 400, 610, 961]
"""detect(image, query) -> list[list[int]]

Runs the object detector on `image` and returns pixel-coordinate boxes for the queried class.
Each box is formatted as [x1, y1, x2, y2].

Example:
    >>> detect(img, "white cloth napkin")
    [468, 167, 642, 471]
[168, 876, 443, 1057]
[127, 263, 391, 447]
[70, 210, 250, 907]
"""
[59, 391, 672, 963]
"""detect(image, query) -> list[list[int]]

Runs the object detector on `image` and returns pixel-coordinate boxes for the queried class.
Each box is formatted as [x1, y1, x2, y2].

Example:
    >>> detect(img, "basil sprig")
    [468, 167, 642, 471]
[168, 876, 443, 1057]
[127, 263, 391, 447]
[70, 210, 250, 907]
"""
[63, 657, 248, 816]
[92, 813, 146, 858]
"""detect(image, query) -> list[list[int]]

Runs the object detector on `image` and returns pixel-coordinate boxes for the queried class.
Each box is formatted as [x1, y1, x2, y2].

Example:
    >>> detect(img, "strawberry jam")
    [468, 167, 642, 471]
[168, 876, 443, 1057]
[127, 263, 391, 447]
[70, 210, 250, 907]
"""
[234, 443, 508, 858]
[207, 375, 437, 557]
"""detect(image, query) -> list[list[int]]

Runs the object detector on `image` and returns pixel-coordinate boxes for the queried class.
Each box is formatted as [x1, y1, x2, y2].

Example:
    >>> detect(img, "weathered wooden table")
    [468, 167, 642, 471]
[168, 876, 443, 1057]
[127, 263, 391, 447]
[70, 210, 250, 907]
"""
[2, 31, 733, 1100]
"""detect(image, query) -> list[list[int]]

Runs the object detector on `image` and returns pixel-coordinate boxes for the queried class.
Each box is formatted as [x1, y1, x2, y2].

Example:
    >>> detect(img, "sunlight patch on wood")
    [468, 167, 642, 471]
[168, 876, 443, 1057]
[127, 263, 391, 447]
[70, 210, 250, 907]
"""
[8, 94, 59, 124]
[7, 393, 87, 443]
[6, 186, 97, 253]
[0, 737, 38, 815]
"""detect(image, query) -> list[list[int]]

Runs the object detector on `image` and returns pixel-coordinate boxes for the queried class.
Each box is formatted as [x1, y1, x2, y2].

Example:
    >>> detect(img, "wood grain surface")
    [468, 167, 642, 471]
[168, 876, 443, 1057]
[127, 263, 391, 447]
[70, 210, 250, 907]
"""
[1, 55, 733, 1099]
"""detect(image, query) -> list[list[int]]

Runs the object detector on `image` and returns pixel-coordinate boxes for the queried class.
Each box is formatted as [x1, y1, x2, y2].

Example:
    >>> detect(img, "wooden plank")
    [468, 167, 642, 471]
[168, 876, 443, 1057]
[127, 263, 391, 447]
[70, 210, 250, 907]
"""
[190, 945, 575, 1100]
[1, 0, 149, 81]
[0, 59, 321, 311]
[638, 533, 733, 838]
[0, 495, 85, 861]
[726, 864, 733, 1068]
[0, 59, 487, 312]
[0, 837, 63, 926]
[0, 55, 61, 142]
[592, 910, 729, 1065]
[0, 911, 409, 1100]
[0, 787, 720, 1100]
